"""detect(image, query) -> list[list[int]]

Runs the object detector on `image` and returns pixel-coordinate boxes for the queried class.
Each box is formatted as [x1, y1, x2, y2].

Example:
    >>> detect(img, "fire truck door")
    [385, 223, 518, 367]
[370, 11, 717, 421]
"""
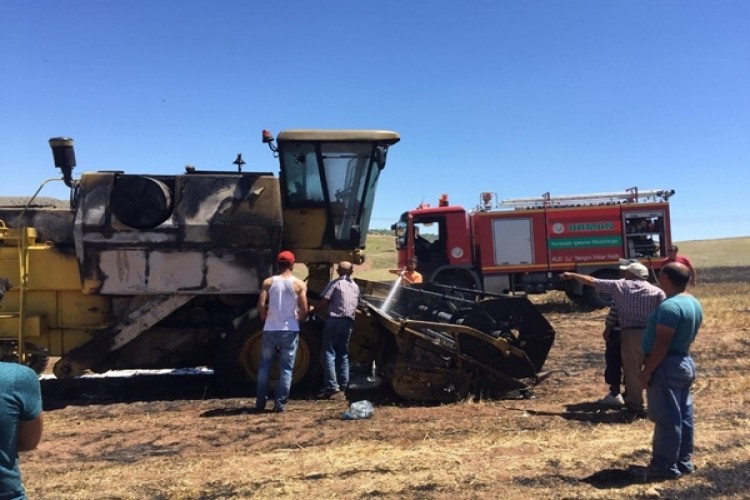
[492, 218, 533, 265]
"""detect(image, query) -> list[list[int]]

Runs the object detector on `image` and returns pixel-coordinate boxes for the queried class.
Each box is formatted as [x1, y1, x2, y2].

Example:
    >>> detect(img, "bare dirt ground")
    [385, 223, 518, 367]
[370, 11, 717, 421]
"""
[21, 269, 750, 499]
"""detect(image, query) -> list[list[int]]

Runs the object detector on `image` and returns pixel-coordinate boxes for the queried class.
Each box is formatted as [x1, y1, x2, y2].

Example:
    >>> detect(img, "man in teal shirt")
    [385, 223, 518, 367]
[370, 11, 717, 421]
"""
[1, 278, 44, 499]
[636, 263, 703, 482]
[0, 362, 43, 500]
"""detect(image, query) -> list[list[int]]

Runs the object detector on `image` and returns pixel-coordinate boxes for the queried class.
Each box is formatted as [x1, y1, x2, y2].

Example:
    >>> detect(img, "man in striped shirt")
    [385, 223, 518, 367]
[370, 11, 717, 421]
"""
[562, 260, 665, 416]
[318, 261, 360, 399]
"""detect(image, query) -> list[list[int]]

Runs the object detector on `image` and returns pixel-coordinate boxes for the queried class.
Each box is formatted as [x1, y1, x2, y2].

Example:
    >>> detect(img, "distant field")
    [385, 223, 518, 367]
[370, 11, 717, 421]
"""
[674, 237, 750, 268]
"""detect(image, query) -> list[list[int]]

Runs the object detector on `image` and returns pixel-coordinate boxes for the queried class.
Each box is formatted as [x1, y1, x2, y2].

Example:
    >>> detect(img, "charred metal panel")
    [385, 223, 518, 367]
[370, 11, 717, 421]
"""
[0, 207, 75, 250]
[357, 280, 556, 402]
[73, 171, 283, 295]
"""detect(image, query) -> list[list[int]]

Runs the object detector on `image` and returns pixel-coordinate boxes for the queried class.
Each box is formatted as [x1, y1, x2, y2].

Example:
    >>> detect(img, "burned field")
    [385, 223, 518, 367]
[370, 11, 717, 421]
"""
[22, 267, 750, 499]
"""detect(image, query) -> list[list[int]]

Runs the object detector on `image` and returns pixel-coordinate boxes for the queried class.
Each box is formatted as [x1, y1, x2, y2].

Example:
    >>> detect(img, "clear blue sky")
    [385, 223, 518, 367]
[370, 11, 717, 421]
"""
[2, 1, 748, 242]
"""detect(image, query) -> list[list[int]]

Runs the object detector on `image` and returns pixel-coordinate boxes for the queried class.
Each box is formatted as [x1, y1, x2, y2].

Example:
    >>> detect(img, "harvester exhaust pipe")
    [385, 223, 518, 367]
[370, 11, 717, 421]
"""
[49, 137, 76, 188]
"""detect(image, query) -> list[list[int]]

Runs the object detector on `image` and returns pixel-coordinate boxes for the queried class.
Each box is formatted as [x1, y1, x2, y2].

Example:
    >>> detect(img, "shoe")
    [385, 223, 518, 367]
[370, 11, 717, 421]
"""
[628, 465, 680, 483]
[598, 393, 625, 406]
[317, 389, 341, 399]
[678, 463, 696, 475]
[644, 468, 681, 482]
[624, 405, 647, 419]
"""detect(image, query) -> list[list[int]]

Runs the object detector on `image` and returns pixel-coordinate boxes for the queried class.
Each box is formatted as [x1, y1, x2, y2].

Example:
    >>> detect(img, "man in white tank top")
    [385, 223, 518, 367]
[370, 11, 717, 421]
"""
[255, 251, 309, 412]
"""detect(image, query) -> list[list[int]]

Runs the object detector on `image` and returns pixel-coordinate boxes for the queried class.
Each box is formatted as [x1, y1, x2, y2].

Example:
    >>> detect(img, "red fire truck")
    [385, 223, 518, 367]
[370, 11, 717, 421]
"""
[391, 187, 675, 307]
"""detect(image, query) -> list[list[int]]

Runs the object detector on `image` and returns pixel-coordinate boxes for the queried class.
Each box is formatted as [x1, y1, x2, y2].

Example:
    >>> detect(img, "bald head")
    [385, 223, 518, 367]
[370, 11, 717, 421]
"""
[337, 261, 353, 276]
[659, 262, 691, 293]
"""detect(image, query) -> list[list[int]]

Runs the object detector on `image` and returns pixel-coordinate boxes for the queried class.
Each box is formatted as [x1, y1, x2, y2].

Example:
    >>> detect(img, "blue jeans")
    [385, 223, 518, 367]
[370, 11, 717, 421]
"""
[321, 317, 354, 392]
[646, 354, 696, 476]
[255, 330, 299, 412]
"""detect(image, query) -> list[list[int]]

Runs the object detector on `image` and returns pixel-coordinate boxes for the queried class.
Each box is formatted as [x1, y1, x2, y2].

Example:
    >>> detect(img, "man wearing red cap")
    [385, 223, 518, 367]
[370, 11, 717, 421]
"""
[255, 250, 309, 412]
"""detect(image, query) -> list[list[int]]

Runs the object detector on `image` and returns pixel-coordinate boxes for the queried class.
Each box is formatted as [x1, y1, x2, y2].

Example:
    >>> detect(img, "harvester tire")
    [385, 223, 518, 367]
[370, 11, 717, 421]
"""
[213, 312, 323, 397]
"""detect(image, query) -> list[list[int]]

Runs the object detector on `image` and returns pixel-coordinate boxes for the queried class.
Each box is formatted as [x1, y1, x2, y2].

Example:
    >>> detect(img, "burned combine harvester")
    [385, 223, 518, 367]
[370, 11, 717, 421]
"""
[0, 130, 402, 391]
[354, 280, 556, 403]
[1, 131, 557, 405]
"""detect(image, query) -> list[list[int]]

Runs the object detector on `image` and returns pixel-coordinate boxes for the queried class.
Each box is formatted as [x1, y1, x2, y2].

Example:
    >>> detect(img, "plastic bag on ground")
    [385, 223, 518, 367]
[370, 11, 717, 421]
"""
[342, 400, 374, 420]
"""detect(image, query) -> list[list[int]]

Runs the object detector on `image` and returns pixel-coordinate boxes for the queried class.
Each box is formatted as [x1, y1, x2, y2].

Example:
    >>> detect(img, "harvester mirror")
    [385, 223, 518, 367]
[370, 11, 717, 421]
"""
[376, 146, 387, 170]
[49, 137, 76, 187]
[349, 225, 361, 246]
[393, 220, 406, 237]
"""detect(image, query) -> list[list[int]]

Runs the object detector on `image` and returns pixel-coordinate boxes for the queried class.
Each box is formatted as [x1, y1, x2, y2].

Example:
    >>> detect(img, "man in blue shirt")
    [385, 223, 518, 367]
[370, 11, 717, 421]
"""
[635, 262, 703, 482]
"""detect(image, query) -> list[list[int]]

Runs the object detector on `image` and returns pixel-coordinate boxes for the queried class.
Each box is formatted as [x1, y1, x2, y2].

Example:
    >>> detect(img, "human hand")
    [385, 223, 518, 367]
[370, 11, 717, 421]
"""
[639, 370, 651, 390]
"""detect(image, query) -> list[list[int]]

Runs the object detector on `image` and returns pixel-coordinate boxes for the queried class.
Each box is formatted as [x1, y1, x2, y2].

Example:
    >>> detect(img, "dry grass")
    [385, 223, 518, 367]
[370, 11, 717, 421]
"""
[21, 238, 750, 499]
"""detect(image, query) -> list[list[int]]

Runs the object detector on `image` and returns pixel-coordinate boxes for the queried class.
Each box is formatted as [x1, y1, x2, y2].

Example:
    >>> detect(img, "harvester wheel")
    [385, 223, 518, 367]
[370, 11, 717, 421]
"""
[213, 311, 322, 396]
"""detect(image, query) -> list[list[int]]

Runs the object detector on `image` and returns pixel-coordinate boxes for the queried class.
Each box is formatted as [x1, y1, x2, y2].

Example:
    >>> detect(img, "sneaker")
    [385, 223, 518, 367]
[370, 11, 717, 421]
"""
[598, 393, 625, 406]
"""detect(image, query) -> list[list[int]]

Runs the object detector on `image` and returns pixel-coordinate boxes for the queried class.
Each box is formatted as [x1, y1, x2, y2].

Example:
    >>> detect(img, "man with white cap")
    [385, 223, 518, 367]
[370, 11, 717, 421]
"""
[562, 260, 665, 417]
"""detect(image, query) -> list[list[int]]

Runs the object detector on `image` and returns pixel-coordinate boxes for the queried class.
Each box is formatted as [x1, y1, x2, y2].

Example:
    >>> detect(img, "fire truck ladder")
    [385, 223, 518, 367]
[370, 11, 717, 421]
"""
[497, 187, 675, 209]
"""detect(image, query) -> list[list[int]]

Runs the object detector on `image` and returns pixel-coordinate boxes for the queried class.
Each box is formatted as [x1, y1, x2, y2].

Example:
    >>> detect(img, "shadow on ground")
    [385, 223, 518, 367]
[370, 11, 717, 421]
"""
[40, 369, 403, 411]
[510, 401, 646, 425]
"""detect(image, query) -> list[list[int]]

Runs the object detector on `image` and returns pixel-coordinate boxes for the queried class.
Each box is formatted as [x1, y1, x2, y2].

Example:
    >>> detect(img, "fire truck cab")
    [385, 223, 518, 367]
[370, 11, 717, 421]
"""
[393, 188, 675, 308]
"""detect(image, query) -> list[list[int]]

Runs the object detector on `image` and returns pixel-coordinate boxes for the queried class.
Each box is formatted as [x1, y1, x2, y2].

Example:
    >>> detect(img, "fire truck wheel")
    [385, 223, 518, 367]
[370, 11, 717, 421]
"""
[582, 269, 619, 308]
[433, 269, 478, 291]
[564, 289, 589, 308]
[213, 314, 323, 396]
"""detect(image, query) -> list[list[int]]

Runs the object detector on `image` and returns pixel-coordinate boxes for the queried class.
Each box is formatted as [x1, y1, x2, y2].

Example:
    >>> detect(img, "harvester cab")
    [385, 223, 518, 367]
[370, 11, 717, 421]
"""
[268, 129, 400, 292]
